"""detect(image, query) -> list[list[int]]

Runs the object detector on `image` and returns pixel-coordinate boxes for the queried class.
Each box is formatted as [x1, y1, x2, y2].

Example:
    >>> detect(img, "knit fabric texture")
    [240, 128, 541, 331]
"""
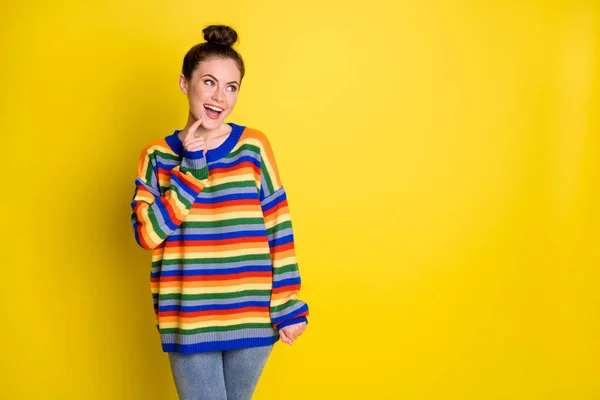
[130, 123, 309, 354]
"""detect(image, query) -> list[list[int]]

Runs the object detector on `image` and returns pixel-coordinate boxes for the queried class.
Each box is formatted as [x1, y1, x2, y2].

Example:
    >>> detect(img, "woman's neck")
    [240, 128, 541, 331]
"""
[178, 114, 230, 141]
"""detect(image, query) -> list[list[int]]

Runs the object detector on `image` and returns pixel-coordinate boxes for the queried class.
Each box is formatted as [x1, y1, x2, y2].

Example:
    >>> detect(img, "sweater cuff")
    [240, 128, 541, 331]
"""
[277, 316, 308, 332]
[180, 150, 208, 181]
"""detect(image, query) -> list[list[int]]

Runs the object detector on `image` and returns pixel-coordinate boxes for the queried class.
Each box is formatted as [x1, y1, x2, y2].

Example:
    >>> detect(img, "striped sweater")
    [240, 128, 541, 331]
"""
[130, 122, 309, 354]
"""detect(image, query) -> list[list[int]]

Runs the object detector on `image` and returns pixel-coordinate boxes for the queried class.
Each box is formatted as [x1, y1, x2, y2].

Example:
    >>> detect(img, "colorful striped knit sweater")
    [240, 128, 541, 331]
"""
[130, 122, 309, 354]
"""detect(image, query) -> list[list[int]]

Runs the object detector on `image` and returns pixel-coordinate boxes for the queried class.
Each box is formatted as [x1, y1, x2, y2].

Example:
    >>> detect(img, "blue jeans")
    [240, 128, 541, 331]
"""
[168, 344, 274, 400]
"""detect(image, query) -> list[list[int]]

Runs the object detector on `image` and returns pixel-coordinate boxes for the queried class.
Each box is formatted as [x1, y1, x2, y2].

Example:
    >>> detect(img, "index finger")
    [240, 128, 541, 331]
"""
[185, 117, 203, 140]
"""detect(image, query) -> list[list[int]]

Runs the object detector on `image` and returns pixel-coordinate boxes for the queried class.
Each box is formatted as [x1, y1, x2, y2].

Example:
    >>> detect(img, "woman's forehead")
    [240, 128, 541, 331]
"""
[195, 58, 240, 82]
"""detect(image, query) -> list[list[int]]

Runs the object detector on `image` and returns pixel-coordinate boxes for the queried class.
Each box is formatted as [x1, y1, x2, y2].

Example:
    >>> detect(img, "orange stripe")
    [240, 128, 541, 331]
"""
[192, 199, 260, 209]
[272, 248, 295, 261]
[159, 310, 268, 323]
[209, 163, 257, 180]
[155, 276, 271, 288]
[175, 169, 205, 193]
[154, 271, 271, 283]
[272, 285, 300, 296]
[263, 207, 289, 224]
[163, 244, 269, 255]
[162, 306, 267, 318]
[189, 204, 259, 215]
[241, 128, 281, 185]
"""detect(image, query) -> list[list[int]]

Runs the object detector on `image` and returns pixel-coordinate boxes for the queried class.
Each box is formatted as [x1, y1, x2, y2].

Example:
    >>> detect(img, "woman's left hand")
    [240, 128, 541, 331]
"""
[279, 321, 307, 345]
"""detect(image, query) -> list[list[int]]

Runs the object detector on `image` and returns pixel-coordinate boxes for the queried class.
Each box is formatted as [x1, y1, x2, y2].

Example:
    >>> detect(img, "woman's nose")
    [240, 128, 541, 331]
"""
[212, 86, 224, 102]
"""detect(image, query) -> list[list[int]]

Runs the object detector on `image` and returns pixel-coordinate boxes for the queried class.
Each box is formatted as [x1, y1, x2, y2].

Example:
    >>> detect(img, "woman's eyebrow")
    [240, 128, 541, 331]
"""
[201, 74, 239, 85]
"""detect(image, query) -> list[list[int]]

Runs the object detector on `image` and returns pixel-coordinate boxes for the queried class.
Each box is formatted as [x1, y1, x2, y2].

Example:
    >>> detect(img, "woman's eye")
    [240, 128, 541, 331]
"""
[227, 86, 237, 92]
[204, 80, 214, 86]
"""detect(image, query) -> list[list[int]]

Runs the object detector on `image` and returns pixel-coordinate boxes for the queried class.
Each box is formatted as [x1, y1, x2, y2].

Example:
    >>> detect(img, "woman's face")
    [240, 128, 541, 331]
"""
[180, 57, 241, 130]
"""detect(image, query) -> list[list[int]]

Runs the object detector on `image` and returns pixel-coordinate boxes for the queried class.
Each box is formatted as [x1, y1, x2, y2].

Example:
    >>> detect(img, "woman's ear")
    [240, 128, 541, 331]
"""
[179, 74, 188, 95]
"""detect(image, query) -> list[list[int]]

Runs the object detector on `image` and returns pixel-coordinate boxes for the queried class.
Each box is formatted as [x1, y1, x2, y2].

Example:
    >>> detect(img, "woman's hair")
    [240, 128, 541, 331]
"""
[181, 25, 245, 82]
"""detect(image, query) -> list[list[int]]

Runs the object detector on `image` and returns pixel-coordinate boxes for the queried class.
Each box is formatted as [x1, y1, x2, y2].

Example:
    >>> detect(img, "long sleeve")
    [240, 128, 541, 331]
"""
[259, 136, 309, 331]
[131, 147, 209, 250]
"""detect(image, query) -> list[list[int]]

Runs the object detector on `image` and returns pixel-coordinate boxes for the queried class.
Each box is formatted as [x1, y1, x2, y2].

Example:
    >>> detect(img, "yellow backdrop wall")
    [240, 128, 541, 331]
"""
[1, 0, 598, 398]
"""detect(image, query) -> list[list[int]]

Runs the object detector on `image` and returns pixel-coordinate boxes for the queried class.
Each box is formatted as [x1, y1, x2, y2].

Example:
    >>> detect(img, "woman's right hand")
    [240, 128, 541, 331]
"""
[182, 117, 207, 156]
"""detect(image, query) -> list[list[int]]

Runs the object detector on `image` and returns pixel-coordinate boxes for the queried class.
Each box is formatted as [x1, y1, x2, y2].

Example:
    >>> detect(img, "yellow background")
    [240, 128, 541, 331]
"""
[1, 0, 599, 399]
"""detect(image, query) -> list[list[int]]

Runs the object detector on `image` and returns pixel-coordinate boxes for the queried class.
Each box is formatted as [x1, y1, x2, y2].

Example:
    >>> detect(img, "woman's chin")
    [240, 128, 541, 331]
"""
[201, 118, 221, 130]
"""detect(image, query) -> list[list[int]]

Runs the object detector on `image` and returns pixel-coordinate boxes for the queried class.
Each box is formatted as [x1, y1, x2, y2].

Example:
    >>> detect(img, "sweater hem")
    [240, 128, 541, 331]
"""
[161, 335, 278, 354]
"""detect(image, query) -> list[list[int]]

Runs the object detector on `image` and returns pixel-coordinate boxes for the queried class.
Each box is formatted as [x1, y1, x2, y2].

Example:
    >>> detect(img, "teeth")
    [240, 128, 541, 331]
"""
[204, 104, 223, 112]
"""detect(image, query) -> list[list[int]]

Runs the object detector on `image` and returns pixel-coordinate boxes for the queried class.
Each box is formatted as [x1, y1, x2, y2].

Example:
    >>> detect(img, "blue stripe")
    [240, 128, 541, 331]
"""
[170, 173, 198, 199]
[272, 277, 301, 289]
[182, 148, 206, 160]
[269, 235, 293, 248]
[271, 304, 309, 325]
[261, 191, 286, 212]
[195, 192, 258, 204]
[133, 228, 142, 247]
[157, 265, 272, 278]
[166, 230, 267, 241]
[134, 178, 160, 196]
[162, 336, 278, 354]
[210, 155, 260, 170]
[275, 315, 308, 330]
[159, 301, 271, 312]
[155, 160, 180, 170]
[152, 200, 179, 232]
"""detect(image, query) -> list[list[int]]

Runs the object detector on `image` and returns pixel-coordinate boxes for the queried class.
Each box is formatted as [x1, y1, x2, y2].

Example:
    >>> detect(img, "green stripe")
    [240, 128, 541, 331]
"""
[144, 150, 181, 181]
[266, 220, 292, 236]
[203, 180, 257, 193]
[272, 264, 297, 275]
[170, 184, 193, 208]
[148, 211, 168, 239]
[273, 262, 297, 273]
[225, 143, 260, 159]
[150, 149, 181, 161]
[270, 300, 299, 313]
[143, 157, 155, 183]
[261, 163, 275, 195]
[182, 218, 265, 229]
[159, 290, 272, 301]
[161, 253, 271, 265]
[161, 322, 273, 335]
[154, 151, 180, 161]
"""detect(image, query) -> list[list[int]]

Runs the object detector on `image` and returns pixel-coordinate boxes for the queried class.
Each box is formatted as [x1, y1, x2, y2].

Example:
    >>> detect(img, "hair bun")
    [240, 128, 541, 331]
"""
[203, 25, 238, 47]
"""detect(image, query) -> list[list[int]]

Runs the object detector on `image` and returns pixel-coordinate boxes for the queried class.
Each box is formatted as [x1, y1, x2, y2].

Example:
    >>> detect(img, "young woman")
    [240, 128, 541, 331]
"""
[130, 25, 309, 399]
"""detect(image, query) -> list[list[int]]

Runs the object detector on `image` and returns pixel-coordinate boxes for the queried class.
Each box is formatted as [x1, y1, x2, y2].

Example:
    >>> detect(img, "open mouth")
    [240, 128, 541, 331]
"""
[203, 104, 224, 120]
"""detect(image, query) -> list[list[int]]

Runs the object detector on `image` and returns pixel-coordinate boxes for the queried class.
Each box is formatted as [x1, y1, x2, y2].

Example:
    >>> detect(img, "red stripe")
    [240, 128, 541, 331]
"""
[156, 167, 172, 177]
[158, 168, 204, 193]
[192, 198, 260, 209]
[186, 271, 271, 281]
[158, 271, 272, 282]
[271, 242, 294, 253]
[210, 161, 256, 174]
[272, 284, 300, 294]
[263, 199, 287, 217]
[165, 236, 268, 247]
[160, 306, 268, 317]
[134, 202, 167, 249]
[137, 228, 153, 250]
[157, 194, 179, 222]
[176, 170, 205, 193]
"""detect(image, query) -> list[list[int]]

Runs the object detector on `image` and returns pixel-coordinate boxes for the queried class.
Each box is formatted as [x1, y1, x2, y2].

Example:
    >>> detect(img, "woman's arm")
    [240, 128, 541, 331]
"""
[258, 133, 310, 337]
[131, 120, 210, 250]
[262, 188, 309, 329]
[131, 149, 209, 250]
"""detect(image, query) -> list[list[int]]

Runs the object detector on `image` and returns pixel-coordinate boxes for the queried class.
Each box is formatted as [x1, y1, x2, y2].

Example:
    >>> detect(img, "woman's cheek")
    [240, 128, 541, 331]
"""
[228, 94, 239, 107]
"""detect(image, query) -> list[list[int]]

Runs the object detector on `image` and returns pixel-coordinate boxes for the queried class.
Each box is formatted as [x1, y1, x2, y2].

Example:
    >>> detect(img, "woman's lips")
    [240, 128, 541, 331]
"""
[204, 104, 223, 120]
